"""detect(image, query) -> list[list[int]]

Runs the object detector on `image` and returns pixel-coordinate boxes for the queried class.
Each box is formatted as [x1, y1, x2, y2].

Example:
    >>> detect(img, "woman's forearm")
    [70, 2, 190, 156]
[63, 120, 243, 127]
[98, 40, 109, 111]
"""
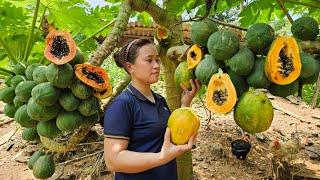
[105, 150, 171, 173]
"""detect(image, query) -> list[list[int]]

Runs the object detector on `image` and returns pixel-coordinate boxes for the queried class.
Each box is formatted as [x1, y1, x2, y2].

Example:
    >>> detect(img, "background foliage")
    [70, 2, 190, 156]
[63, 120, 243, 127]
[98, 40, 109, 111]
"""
[0, 0, 319, 105]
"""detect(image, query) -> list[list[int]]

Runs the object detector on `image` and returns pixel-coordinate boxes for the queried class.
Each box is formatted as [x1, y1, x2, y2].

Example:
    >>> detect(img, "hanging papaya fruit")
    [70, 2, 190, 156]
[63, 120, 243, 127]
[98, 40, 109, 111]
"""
[265, 36, 301, 85]
[187, 44, 204, 70]
[44, 30, 77, 65]
[74, 64, 110, 90]
[93, 84, 113, 99]
[206, 69, 237, 114]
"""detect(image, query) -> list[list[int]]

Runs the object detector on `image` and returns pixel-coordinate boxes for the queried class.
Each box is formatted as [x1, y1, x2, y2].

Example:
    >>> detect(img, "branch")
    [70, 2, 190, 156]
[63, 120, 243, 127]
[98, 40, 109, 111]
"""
[58, 150, 103, 165]
[23, 0, 40, 62]
[131, 0, 176, 28]
[103, 75, 131, 110]
[312, 72, 320, 108]
[276, 0, 294, 24]
[0, 38, 18, 64]
[38, 5, 47, 31]
[208, 17, 248, 31]
[282, 0, 320, 8]
[0, 119, 13, 127]
[88, 0, 131, 66]
[78, 19, 116, 46]
[178, 17, 248, 31]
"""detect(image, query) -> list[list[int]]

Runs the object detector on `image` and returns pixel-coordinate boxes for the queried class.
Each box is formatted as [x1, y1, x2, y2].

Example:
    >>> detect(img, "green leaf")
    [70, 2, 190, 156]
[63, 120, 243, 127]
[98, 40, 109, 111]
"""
[166, 0, 196, 17]
[226, 0, 242, 7]
[0, 58, 11, 70]
[0, 1, 30, 37]
[302, 84, 320, 107]
[101, 56, 126, 87]
[257, 6, 273, 22]
[272, 6, 286, 20]
[216, 0, 229, 13]
[0, 49, 7, 61]
[239, 0, 274, 27]
[137, 12, 153, 26]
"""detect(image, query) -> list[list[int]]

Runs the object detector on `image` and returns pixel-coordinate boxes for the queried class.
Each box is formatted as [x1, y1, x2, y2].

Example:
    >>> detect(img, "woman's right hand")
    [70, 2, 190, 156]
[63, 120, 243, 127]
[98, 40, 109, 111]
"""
[159, 128, 197, 162]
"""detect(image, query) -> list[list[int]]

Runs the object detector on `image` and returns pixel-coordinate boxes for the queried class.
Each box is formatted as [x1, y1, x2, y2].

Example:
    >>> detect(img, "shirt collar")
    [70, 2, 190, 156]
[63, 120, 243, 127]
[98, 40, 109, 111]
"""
[127, 84, 160, 103]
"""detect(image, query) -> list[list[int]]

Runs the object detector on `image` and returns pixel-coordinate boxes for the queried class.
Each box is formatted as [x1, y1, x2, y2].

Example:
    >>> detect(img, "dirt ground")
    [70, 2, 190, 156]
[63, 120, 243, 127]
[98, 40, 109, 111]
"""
[0, 93, 319, 180]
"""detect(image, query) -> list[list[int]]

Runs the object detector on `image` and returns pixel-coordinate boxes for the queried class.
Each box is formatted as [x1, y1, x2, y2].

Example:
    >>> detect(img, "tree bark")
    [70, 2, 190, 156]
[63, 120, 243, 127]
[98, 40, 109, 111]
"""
[312, 71, 320, 108]
[131, 1, 194, 179]
[88, 0, 132, 66]
[103, 75, 131, 109]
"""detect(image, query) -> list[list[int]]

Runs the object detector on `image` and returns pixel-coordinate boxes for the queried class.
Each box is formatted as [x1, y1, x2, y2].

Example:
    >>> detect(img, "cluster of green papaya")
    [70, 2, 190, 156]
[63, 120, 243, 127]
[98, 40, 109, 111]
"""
[187, 17, 318, 98]
[0, 30, 113, 179]
[174, 16, 319, 133]
[27, 151, 55, 179]
[0, 52, 101, 144]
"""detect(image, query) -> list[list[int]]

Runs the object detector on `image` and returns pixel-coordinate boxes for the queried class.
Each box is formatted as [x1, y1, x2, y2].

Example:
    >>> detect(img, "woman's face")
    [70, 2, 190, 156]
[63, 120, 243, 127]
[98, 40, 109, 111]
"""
[126, 43, 160, 85]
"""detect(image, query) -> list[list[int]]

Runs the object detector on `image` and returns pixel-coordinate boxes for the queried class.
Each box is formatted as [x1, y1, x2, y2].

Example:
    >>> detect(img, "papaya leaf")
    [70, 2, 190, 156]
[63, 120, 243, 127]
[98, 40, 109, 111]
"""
[0, 1, 29, 36]
[257, 6, 273, 22]
[239, 0, 273, 27]
[0, 49, 7, 61]
[302, 84, 320, 107]
[137, 12, 153, 26]
[0, 58, 10, 70]
[166, 0, 198, 17]
[216, 0, 229, 13]
[226, 0, 243, 8]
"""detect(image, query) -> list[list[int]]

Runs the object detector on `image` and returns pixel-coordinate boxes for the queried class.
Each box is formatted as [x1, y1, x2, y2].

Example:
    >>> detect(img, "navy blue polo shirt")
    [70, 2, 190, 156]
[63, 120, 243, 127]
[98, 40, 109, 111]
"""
[104, 84, 177, 180]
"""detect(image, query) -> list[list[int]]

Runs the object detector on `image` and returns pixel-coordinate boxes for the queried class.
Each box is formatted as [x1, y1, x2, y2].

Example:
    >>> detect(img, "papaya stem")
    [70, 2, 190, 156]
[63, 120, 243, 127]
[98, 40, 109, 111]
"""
[276, 0, 294, 24]
[217, 68, 224, 76]
[39, 56, 46, 64]
[282, 0, 320, 8]
[73, 26, 86, 40]
[103, 75, 131, 110]
[23, 0, 40, 62]
[38, 5, 47, 31]
[88, 0, 131, 66]
[0, 67, 15, 76]
[0, 38, 18, 64]
[312, 71, 320, 108]
[179, 17, 248, 31]
[208, 18, 248, 31]
[78, 19, 115, 46]
[0, 72, 12, 77]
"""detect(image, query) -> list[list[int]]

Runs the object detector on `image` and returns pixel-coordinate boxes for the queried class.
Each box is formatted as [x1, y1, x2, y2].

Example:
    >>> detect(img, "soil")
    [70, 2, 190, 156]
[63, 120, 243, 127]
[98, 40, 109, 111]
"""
[0, 93, 319, 180]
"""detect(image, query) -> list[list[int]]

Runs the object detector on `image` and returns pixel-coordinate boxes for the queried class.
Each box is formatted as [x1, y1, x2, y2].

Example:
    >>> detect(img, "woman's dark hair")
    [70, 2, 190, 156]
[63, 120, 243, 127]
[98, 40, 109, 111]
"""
[113, 38, 154, 70]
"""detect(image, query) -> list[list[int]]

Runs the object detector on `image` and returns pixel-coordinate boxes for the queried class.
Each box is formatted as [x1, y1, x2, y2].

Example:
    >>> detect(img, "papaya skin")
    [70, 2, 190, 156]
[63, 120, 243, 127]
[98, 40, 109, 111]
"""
[167, 107, 200, 145]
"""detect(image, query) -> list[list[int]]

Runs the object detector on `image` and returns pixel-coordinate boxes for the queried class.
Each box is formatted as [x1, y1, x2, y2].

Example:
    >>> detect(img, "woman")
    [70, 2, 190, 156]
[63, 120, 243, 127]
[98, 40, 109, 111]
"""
[104, 38, 201, 180]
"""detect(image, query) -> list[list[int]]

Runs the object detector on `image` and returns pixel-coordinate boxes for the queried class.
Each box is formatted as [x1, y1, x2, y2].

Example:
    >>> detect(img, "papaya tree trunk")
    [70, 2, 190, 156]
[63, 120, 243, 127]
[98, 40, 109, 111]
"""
[89, 0, 195, 178]
[88, 0, 132, 66]
[132, 1, 194, 179]
[312, 71, 320, 108]
[159, 37, 193, 180]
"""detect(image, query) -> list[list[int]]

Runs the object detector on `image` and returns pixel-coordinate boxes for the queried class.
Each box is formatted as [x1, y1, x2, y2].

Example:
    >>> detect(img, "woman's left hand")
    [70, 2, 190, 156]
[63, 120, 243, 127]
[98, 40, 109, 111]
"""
[180, 79, 201, 107]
